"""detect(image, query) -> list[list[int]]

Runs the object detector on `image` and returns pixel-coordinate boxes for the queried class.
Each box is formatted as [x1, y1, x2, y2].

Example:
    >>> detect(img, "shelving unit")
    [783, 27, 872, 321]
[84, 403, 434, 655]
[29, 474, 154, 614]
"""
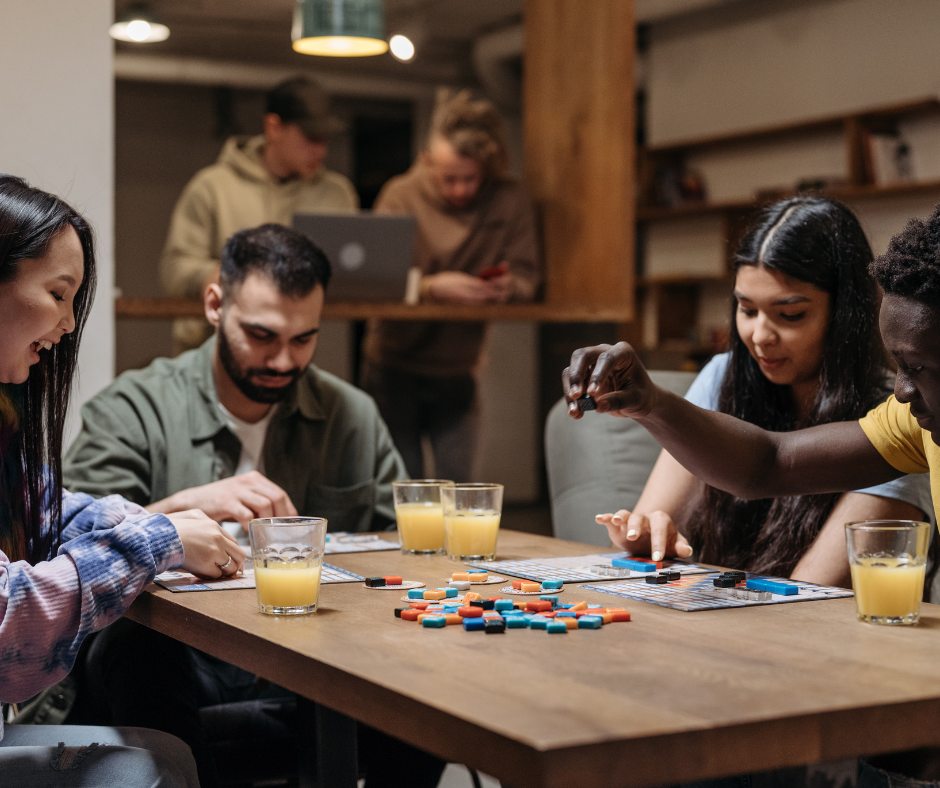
[636, 96, 940, 368]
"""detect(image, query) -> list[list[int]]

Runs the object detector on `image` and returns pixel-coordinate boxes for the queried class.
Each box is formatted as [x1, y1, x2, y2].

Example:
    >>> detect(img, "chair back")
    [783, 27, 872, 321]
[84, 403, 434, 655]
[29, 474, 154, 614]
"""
[544, 370, 697, 546]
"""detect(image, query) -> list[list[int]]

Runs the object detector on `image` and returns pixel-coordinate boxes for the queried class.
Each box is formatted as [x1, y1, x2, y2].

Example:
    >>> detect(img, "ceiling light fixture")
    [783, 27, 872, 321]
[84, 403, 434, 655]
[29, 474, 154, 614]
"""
[389, 34, 415, 62]
[292, 0, 388, 57]
[110, 2, 170, 43]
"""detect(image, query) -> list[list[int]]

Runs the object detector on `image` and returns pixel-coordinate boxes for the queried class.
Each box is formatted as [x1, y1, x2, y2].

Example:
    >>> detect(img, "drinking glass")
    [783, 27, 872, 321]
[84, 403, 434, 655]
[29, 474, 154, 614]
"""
[441, 483, 504, 561]
[393, 480, 452, 555]
[845, 520, 930, 625]
[248, 517, 327, 615]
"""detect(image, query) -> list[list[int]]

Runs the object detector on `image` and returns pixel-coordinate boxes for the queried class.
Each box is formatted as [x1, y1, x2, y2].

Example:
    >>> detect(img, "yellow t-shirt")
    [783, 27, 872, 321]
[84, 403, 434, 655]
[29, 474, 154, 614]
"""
[859, 395, 940, 523]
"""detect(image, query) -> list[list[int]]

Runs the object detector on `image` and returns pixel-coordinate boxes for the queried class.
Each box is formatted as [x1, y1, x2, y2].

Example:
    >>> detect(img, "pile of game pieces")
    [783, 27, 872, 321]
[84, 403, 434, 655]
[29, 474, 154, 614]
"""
[394, 593, 631, 633]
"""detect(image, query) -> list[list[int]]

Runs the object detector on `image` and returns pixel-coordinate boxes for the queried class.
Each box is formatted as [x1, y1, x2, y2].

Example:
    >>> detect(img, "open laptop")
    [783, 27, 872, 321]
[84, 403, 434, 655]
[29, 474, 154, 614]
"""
[293, 212, 418, 302]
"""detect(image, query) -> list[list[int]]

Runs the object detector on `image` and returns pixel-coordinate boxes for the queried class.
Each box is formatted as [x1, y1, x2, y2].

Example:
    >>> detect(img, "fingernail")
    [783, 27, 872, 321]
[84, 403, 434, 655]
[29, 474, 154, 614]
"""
[651, 551, 662, 561]
[626, 529, 637, 538]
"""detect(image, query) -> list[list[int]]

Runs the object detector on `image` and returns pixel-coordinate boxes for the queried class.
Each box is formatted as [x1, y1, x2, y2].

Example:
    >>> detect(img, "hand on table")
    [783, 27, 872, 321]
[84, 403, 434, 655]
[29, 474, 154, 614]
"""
[169, 509, 247, 579]
[563, 342, 659, 419]
[425, 271, 505, 304]
[596, 509, 693, 562]
[149, 471, 298, 531]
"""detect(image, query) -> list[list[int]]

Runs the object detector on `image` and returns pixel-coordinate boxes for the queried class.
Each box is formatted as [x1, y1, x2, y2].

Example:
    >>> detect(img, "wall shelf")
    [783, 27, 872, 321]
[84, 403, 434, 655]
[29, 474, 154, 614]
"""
[114, 297, 633, 324]
[635, 96, 940, 367]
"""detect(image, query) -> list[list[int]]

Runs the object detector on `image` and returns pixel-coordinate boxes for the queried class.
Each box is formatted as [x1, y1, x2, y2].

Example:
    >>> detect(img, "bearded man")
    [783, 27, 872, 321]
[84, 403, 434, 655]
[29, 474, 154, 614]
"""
[61, 225, 445, 788]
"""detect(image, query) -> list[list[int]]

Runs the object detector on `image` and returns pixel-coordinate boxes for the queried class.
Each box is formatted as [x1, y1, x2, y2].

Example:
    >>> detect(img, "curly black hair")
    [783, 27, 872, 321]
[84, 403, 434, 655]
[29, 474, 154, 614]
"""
[870, 202, 940, 303]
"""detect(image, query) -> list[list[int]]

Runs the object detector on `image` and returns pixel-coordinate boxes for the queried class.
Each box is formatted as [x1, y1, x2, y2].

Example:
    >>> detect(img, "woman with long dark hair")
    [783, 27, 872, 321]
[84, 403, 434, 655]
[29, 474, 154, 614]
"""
[597, 196, 930, 585]
[0, 175, 245, 787]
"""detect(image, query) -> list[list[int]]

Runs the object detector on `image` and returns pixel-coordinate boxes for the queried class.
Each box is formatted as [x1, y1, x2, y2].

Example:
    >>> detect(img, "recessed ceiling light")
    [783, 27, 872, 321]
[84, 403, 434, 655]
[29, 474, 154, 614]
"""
[389, 34, 415, 62]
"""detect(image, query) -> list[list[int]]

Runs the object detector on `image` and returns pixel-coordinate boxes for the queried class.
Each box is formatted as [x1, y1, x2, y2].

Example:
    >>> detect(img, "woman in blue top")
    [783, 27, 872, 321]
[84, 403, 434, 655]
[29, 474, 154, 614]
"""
[597, 196, 931, 587]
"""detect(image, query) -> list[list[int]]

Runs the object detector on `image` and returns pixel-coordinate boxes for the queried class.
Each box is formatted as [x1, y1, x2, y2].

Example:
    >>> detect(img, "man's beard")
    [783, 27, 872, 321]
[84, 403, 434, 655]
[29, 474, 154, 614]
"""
[217, 324, 304, 404]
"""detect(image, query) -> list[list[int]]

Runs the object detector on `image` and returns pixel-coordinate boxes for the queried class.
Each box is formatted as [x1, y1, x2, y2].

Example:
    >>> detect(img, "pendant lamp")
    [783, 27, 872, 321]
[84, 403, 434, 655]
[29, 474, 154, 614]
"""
[110, 2, 170, 43]
[292, 0, 388, 57]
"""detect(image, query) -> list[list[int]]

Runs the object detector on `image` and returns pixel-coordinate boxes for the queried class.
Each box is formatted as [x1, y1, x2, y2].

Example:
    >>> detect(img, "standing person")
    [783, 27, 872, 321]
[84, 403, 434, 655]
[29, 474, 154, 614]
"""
[361, 89, 542, 481]
[161, 75, 358, 355]
[595, 198, 930, 588]
[0, 175, 243, 787]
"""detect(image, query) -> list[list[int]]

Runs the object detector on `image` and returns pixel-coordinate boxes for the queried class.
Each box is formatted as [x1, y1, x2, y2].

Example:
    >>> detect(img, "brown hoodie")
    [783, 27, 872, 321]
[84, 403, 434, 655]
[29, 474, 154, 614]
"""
[160, 135, 358, 351]
[362, 161, 541, 377]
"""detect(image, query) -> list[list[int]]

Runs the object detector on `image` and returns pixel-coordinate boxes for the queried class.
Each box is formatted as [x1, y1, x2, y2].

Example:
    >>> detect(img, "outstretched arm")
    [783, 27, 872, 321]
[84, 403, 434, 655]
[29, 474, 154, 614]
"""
[564, 342, 903, 500]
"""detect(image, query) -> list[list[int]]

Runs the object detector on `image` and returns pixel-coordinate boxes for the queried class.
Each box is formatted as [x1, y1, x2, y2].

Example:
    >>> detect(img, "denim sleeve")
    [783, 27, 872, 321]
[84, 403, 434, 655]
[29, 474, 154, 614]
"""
[0, 493, 184, 704]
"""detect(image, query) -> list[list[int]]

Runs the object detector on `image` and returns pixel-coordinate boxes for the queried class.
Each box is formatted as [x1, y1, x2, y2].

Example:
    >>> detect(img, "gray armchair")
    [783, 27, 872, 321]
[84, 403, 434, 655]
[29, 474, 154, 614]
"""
[544, 370, 697, 546]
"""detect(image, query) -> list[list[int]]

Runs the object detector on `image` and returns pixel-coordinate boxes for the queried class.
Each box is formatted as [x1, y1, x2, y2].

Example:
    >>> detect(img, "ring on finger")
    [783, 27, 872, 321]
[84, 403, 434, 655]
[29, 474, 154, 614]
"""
[218, 556, 233, 572]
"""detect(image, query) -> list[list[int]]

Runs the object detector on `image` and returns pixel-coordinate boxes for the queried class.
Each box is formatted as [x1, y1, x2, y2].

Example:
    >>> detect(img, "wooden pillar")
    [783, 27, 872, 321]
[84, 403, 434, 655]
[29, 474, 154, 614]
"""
[524, 0, 635, 316]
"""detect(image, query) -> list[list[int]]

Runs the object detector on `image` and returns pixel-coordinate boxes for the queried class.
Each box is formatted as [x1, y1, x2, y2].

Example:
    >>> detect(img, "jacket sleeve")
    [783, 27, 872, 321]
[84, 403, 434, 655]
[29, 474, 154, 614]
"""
[63, 386, 154, 507]
[372, 413, 408, 530]
[0, 492, 184, 703]
[160, 172, 220, 299]
[504, 187, 542, 302]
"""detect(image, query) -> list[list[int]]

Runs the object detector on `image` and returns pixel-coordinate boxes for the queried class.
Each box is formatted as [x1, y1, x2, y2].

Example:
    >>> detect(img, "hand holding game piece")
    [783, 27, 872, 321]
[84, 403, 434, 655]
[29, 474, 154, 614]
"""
[563, 341, 658, 419]
[596, 508, 693, 561]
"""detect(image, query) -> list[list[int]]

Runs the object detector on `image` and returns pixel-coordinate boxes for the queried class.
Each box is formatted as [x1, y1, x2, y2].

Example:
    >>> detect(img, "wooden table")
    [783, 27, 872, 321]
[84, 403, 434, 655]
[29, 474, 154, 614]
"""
[126, 530, 940, 788]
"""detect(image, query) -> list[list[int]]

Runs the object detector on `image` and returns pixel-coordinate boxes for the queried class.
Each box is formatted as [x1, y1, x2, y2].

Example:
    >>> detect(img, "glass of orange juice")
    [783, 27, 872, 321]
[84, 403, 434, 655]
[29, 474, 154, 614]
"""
[846, 520, 930, 625]
[393, 480, 452, 555]
[248, 517, 327, 615]
[441, 483, 504, 561]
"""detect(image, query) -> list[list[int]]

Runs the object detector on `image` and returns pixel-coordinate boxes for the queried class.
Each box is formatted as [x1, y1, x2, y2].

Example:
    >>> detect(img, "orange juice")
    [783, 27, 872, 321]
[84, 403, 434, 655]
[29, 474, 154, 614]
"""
[444, 510, 500, 559]
[395, 502, 445, 552]
[254, 560, 322, 612]
[850, 556, 925, 623]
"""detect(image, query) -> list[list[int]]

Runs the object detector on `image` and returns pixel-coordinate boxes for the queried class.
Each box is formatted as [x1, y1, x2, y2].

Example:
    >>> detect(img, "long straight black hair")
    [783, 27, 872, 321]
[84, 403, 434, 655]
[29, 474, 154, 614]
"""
[690, 197, 887, 576]
[0, 176, 97, 564]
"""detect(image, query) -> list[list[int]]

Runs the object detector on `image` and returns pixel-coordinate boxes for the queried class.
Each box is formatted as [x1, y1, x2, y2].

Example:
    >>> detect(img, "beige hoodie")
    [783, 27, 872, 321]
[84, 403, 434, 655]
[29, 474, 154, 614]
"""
[160, 135, 358, 352]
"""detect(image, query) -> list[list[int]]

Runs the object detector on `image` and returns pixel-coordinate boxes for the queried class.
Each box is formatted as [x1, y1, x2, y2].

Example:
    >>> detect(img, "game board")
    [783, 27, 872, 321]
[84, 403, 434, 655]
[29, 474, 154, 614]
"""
[324, 532, 401, 554]
[583, 573, 853, 611]
[154, 562, 364, 592]
[465, 554, 711, 583]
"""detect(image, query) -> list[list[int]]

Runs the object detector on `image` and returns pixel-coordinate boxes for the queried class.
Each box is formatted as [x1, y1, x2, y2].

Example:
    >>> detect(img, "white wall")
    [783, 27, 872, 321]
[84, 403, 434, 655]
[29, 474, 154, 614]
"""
[648, 0, 940, 146]
[643, 0, 940, 342]
[0, 0, 114, 448]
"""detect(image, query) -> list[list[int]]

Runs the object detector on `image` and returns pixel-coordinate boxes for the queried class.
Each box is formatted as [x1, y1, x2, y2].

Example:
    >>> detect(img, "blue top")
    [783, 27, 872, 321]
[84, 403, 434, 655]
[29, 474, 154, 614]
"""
[685, 352, 934, 519]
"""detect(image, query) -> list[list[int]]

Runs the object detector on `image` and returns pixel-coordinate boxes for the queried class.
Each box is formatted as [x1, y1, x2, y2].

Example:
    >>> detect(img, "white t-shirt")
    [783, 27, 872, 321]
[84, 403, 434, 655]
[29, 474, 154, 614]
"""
[217, 402, 277, 477]
[217, 402, 277, 544]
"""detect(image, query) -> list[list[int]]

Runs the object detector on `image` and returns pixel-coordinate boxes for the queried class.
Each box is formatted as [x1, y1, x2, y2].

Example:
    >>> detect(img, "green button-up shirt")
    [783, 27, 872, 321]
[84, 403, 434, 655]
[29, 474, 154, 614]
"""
[63, 339, 406, 532]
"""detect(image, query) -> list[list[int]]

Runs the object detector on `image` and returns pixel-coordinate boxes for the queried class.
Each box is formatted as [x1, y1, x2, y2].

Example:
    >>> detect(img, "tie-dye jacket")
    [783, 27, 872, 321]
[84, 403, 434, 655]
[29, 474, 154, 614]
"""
[0, 490, 184, 737]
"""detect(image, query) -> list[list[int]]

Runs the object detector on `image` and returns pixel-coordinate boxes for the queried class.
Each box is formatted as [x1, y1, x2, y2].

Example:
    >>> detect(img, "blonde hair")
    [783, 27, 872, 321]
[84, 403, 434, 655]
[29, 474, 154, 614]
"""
[428, 89, 508, 180]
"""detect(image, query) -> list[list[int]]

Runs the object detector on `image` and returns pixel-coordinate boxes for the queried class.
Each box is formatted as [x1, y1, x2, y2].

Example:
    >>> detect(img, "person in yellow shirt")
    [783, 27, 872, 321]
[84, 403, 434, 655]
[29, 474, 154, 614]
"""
[563, 202, 940, 787]
[161, 76, 358, 354]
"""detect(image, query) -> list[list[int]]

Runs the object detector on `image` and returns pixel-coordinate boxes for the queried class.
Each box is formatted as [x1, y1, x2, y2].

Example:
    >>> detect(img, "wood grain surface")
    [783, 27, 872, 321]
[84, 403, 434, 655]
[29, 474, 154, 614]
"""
[127, 530, 940, 788]
[523, 0, 636, 316]
[114, 297, 633, 323]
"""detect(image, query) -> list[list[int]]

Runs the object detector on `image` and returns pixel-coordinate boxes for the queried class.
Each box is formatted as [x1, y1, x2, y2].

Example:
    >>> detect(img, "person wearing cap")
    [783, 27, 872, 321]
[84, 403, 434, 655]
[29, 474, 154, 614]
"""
[361, 89, 541, 481]
[161, 75, 358, 354]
